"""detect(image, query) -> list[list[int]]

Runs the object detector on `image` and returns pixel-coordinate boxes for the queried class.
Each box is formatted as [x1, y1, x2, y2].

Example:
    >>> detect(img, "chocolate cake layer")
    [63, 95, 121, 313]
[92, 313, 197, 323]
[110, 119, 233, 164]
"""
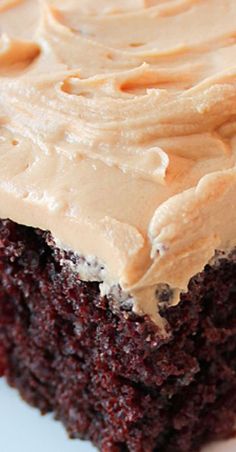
[1, 219, 236, 452]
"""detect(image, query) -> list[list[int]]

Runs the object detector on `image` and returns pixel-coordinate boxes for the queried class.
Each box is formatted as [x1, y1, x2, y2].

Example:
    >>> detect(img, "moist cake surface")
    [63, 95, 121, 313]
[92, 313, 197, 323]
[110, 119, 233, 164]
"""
[0, 0, 236, 327]
[1, 218, 236, 452]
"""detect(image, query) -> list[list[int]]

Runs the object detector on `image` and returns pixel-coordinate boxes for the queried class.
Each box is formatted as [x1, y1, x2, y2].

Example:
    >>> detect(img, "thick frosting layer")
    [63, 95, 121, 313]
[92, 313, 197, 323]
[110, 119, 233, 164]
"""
[1, 0, 236, 329]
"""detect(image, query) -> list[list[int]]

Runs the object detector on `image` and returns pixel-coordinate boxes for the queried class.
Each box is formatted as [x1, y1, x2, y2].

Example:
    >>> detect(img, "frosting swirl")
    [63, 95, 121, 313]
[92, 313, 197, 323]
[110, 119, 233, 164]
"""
[0, 0, 236, 330]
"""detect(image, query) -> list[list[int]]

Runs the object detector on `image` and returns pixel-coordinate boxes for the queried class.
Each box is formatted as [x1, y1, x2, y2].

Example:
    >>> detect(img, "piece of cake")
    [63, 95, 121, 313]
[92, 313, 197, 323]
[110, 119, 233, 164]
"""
[1, 1, 236, 451]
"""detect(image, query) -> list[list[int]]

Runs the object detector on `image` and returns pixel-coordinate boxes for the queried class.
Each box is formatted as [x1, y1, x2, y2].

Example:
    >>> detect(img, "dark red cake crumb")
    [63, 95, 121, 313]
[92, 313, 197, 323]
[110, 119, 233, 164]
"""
[0, 219, 236, 451]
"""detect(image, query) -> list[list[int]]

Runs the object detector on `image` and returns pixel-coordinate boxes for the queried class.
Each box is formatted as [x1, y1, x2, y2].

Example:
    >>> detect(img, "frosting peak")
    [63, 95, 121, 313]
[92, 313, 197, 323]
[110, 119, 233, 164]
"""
[1, 0, 236, 330]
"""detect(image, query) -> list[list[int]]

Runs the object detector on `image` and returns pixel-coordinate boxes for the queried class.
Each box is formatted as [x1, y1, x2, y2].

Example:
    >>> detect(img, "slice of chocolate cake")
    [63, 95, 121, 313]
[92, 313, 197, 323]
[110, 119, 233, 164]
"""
[1, 1, 236, 451]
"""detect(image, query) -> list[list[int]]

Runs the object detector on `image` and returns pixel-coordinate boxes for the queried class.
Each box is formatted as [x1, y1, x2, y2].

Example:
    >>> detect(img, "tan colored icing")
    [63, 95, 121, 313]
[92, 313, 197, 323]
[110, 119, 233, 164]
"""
[1, 0, 236, 329]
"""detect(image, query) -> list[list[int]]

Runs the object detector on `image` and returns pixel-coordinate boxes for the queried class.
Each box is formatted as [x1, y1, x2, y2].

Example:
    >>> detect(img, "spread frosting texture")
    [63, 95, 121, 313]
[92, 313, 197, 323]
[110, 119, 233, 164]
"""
[1, 0, 236, 330]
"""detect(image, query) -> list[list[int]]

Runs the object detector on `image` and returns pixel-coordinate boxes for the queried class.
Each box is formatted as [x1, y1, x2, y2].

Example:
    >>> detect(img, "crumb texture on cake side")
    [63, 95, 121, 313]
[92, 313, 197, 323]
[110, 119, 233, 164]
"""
[1, 219, 236, 451]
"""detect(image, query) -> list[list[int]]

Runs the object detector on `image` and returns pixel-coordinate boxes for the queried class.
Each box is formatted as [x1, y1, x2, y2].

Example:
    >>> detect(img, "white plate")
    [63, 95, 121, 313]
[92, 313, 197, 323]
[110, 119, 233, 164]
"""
[1, 379, 236, 452]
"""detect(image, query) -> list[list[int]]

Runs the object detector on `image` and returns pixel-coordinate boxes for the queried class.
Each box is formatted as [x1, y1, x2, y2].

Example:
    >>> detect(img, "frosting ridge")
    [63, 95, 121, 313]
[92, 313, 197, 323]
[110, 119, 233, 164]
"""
[0, 0, 236, 329]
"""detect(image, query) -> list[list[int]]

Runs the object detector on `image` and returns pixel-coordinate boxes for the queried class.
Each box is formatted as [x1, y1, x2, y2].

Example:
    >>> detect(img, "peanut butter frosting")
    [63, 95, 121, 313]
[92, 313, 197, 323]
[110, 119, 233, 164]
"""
[1, 0, 236, 331]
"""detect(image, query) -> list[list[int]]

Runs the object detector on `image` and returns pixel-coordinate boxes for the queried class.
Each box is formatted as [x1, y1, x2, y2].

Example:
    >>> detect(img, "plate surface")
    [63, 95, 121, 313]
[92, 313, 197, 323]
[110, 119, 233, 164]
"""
[1, 379, 236, 452]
